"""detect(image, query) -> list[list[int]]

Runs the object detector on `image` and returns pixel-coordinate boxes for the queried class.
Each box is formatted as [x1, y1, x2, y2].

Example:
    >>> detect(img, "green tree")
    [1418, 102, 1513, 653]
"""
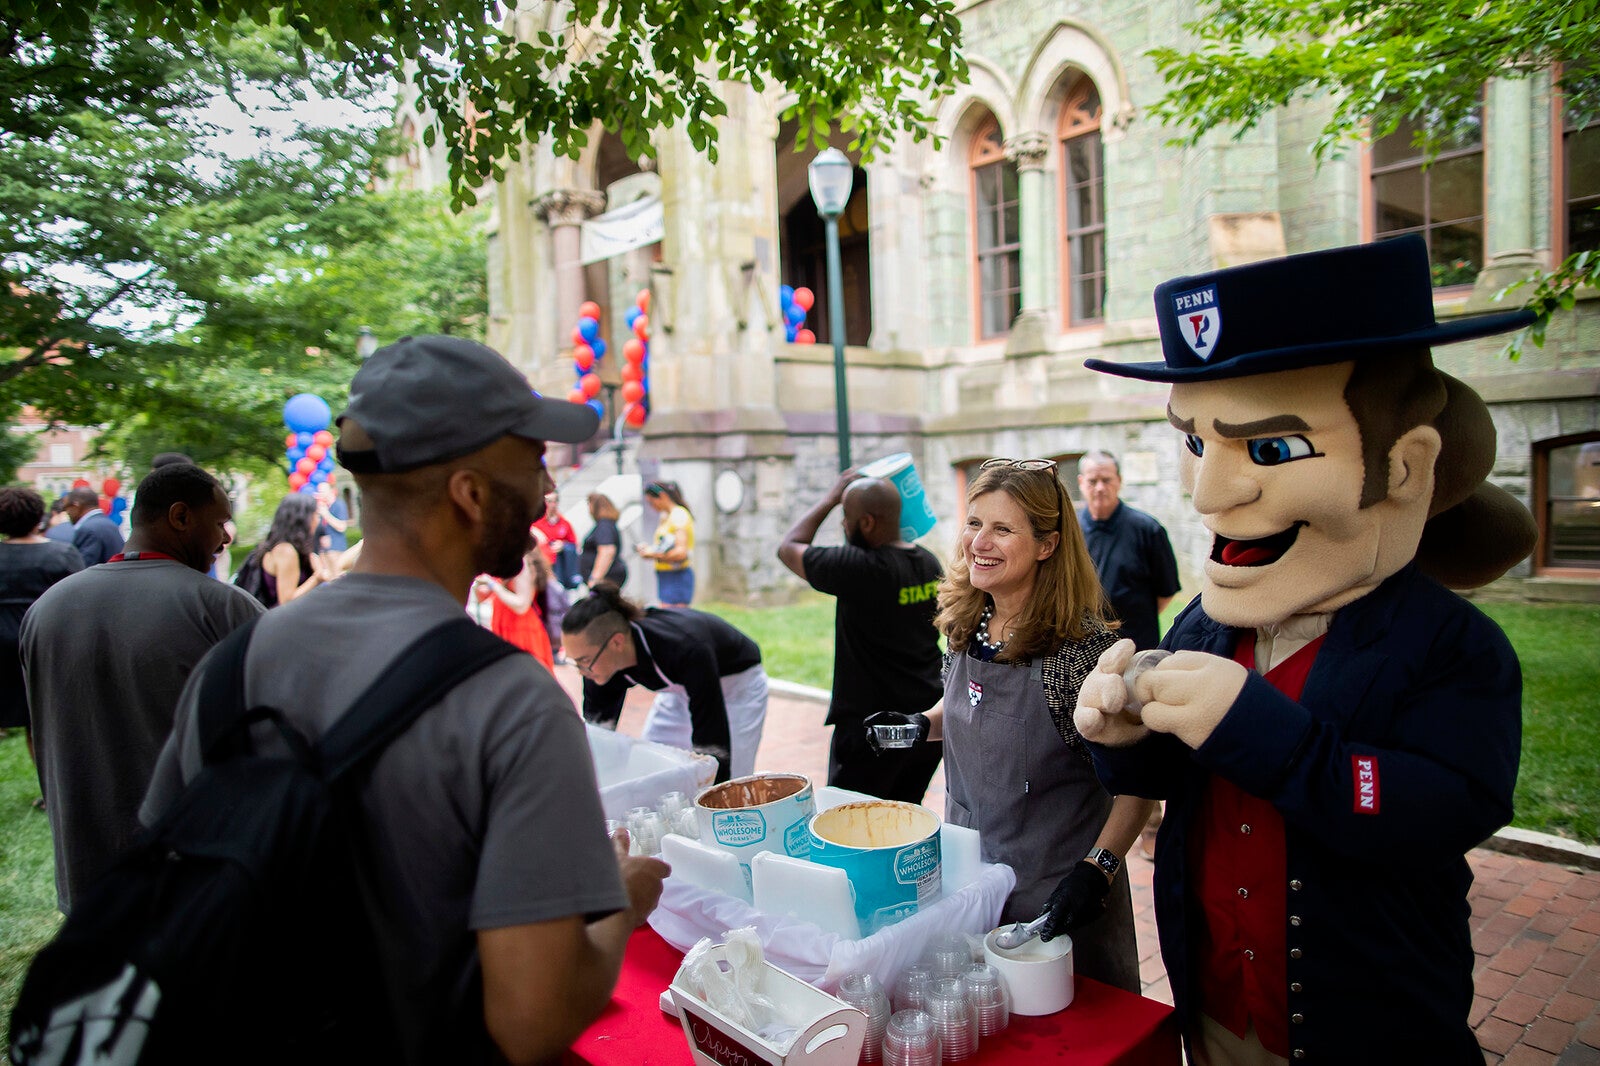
[2, 4, 484, 470]
[1148, 0, 1599, 349]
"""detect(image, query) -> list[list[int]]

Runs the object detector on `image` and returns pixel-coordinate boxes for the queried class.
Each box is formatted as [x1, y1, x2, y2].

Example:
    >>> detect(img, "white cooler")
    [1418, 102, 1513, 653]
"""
[587, 723, 718, 822]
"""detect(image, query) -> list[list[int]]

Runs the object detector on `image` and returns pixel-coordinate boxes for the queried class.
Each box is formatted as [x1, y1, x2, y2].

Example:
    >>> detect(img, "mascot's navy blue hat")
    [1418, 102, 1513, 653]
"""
[1085, 234, 1535, 382]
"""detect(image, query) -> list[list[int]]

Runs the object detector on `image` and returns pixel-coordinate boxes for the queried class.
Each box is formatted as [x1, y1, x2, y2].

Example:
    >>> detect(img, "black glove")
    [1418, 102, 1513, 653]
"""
[1038, 861, 1112, 942]
[863, 712, 931, 755]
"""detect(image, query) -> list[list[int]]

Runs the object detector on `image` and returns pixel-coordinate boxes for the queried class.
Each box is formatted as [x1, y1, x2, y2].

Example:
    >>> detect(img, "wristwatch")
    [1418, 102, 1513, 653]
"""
[1086, 847, 1122, 879]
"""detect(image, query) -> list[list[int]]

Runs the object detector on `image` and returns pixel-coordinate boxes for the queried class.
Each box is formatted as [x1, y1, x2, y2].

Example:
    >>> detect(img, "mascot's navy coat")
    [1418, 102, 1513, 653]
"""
[1090, 563, 1519, 1063]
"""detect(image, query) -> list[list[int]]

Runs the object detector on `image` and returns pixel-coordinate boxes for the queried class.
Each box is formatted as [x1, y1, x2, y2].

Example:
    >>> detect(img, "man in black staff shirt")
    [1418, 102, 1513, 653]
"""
[778, 470, 943, 802]
[1076, 451, 1180, 651]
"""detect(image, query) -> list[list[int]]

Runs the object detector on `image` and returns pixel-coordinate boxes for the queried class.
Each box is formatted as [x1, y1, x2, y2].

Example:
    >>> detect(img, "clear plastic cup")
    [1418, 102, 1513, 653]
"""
[657, 790, 690, 822]
[882, 1008, 941, 1066]
[963, 963, 1010, 1037]
[926, 932, 973, 975]
[625, 806, 664, 856]
[924, 977, 977, 1062]
[892, 965, 934, 1014]
[837, 973, 890, 1063]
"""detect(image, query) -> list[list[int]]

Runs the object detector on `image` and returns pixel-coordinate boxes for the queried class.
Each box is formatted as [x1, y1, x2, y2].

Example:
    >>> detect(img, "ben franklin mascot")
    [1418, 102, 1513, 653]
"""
[1075, 235, 1535, 1065]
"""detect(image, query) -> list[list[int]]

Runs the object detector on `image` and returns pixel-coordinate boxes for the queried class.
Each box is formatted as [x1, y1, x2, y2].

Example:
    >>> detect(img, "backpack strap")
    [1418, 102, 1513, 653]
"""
[316, 617, 522, 782]
[195, 615, 265, 765]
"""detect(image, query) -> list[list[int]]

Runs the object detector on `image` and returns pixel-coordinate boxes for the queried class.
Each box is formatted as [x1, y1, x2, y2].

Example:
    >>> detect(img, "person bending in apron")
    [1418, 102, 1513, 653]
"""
[867, 459, 1153, 993]
[563, 583, 767, 783]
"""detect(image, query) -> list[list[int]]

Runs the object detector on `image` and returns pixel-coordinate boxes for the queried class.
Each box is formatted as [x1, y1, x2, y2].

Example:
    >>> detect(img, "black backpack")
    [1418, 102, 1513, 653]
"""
[230, 549, 272, 608]
[8, 615, 520, 1066]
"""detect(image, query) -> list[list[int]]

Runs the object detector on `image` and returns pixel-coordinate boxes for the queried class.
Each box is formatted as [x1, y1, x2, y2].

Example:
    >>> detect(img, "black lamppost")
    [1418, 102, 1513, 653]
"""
[602, 382, 625, 474]
[808, 148, 854, 471]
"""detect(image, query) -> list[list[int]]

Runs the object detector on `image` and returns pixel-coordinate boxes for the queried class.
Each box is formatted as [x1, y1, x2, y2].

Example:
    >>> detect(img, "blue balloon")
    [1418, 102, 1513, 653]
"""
[592, 338, 607, 360]
[625, 307, 642, 328]
[287, 446, 306, 464]
[295, 432, 313, 448]
[785, 324, 798, 342]
[577, 317, 600, 343]
[298, 482, 318, 494]
[108, 497, 128, 521]
[786, 304, 807, 325]
[318, 456, 335, 472]
[779, 285, 795, 307]
[283, 394, 331, 435]
[586, 399, 604, 417]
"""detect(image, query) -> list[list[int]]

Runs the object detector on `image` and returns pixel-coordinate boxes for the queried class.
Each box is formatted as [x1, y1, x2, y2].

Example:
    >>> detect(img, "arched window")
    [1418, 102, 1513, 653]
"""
[970, 116, 1021, 339]
[1536, 433, 1600, 573]
[1058, 76, 1106, 325]
[1372, 108, 1484, 287]
[1560, 67, 1600, 257]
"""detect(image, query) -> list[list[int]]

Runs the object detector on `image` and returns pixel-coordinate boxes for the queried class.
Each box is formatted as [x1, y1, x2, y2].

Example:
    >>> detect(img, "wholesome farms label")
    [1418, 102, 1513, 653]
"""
[784, 819, 811, 858]
[894, 841, 939, 887]
[712, 810, 768, 848]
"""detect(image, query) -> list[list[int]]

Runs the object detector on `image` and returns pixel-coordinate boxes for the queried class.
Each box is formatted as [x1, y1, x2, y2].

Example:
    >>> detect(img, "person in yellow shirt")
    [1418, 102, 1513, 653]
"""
[638, 481, 695, 606]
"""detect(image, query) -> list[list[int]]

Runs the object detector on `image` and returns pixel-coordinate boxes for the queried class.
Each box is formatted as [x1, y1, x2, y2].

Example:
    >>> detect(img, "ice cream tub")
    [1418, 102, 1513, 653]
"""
[856, 453, 938, 542]
[807, 800, 942, 937]
[695, 773, 816, 895]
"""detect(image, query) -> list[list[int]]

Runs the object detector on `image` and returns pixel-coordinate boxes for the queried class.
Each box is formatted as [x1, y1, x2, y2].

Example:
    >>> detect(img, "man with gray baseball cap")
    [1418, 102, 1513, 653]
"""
[144, 335, 669, 1064]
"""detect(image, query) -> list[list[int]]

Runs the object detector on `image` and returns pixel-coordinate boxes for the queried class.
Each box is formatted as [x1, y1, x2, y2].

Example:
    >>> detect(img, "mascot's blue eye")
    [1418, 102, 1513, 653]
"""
[1247, 435, 1316, 466]
[1184, 434, 1205, 457]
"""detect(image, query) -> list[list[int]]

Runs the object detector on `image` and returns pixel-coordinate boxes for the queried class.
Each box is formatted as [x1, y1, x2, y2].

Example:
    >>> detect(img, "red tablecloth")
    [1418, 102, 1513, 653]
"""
[567, 927, 1180, 1066]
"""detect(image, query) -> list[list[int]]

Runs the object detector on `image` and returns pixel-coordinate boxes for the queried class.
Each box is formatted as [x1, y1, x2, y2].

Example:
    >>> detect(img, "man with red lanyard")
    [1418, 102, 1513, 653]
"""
[21, 461, 261, 913]
[1073, 238, 1533, 1063]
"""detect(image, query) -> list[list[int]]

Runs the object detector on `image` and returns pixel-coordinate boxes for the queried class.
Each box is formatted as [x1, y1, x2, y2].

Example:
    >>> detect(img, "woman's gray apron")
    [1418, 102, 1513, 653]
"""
[943, 649, 1140, 993]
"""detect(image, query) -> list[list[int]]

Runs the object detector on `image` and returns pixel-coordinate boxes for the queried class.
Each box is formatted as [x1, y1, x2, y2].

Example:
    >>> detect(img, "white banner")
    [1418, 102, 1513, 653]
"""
[580, 196, 664, 264]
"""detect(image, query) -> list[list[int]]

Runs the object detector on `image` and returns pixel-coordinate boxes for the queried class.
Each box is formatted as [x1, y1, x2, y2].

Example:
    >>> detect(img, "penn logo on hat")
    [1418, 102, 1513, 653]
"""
[1172, 284, 1221, 359]
[1085, 235, 1534, 383]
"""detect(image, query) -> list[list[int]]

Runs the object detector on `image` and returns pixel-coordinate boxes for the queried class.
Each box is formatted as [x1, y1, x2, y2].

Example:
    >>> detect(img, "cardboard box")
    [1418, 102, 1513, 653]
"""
[669, 945, 867, 1066]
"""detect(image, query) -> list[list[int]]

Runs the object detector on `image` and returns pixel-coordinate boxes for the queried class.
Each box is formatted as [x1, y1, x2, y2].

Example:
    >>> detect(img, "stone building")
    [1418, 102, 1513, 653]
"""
[467, 2, 1600, 604]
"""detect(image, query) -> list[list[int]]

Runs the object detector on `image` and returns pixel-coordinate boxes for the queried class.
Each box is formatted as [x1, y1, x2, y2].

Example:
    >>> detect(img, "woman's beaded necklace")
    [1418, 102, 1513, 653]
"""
[975, 605, 1007, 652]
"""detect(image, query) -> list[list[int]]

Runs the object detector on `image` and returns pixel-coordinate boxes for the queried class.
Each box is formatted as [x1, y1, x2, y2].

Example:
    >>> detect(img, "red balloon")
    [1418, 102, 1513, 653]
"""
[621, 380, 645, 403]
[625, 403, 648, 427]
[325, 472, 337, 486]
[795, 328, 816, 344]
[579, 301, 602, 321]
[580, 372, 602, 398]
[636, 290, 651, 314]
[296, 457, 317, 475]
[621, 363, 643, 383]
[571, 327, 586, 347]
[288, 472, 308, 490]
[573, 344, 595, 371]
[792, 287, 815, 312]
[632, 315, 649, 340]
[101, 478, 121, 496]
[621, 338, 643, 363]
[98, 495, 112, 514]
[306, 444, 326, 462]
[568, 388, 587, 404]
[313, 429, 334, 446]
[284, 432, 298, 449]
[72, 478, 91, 489]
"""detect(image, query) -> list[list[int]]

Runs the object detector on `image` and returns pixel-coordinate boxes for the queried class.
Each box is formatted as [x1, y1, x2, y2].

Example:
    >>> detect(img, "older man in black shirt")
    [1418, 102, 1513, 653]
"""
[1076, 451, 1181, 652]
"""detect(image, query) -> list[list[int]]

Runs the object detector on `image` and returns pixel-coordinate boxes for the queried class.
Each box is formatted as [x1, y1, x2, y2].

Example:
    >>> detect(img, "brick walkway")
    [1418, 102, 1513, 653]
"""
[555, 666, 1600, 1063]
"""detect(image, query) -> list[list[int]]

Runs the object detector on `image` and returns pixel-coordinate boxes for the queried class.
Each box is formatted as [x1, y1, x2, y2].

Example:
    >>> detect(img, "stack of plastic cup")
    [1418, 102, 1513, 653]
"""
[837, 973, 890, 1063]
[925, 978, 978, 1061]
[963, 963, 1010, 1038]
[625, 806, 665, 856]
[882, 1009, 941, 1066]
[657, 791, 698, 839]
[926, 932, 972, 976]
[892, 965, 933, 1014]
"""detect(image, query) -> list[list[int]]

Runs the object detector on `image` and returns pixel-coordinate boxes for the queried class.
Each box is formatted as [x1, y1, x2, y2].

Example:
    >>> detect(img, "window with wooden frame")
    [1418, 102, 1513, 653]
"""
[1535, 434, 1600, 573]
[1560, 67, 1600, 257]
[1371, 108, 1484, 287]
[970, 116, 1021, 339]
[1058, 76, 1106, 326]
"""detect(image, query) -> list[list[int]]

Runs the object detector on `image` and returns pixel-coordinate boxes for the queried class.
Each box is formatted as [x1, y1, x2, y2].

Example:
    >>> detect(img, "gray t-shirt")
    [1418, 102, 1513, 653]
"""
[20, 559, 265, 912]
[141, 573, 627, 1064]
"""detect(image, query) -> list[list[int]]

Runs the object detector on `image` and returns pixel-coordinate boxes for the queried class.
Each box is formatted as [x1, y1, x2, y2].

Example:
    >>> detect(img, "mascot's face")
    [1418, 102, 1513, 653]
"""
[1169, 362, 1434, 628]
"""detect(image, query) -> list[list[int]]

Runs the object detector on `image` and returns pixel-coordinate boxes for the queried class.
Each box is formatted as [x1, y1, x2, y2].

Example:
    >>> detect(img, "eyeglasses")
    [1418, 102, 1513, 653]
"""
[978, 457, 1065, 530]
[570, 632, 617, 673]
[979, 458, 1058, 473]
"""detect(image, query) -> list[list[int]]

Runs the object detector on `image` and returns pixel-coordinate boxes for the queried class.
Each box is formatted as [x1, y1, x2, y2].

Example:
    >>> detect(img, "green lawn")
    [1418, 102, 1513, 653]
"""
[0, 734, 62, 1049]
[700, 593, 839, 691]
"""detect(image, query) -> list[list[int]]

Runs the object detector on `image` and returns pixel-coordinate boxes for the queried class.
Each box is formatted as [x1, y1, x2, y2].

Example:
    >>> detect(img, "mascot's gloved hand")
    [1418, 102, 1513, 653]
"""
[863, 712, 931, 755]
[1138, 650, 1249, 750]
[1038, 862, 1112, 942]
[1074, 639, 1153, 748]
